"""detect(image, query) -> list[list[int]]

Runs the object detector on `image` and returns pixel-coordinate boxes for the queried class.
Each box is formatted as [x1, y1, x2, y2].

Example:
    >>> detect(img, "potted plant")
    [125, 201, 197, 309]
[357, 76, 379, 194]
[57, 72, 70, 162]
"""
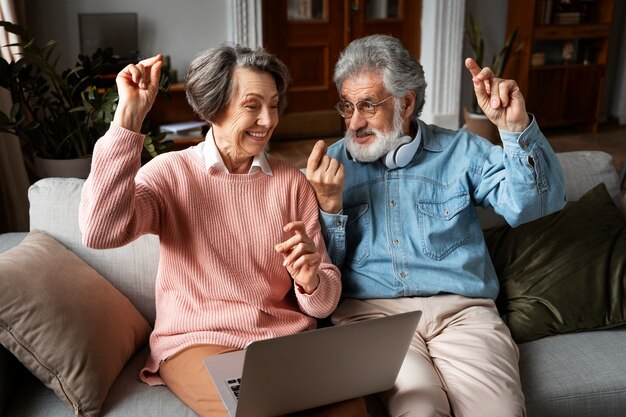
[0, 21, 170, 179]
[463, 13, 522, 143]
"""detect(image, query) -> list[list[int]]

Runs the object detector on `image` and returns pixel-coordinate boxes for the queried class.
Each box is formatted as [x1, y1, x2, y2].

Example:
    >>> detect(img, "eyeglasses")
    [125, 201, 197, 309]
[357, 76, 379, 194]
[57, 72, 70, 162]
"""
[334, 95, 394, 119]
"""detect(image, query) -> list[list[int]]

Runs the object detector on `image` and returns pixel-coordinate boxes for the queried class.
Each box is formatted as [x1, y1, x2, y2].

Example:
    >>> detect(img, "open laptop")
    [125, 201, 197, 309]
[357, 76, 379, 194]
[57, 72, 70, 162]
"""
[203, 310, 421, 417]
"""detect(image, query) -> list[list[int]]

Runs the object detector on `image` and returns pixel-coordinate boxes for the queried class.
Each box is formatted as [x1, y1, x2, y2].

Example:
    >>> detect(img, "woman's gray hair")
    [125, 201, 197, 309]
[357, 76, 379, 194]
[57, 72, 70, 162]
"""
[333, 34, 426, 119]
[185, 44, 290, 122]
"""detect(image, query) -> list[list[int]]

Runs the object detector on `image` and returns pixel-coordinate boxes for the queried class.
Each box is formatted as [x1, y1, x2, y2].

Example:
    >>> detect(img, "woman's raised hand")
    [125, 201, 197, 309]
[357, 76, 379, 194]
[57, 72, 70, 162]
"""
[113, 54, 163, 133]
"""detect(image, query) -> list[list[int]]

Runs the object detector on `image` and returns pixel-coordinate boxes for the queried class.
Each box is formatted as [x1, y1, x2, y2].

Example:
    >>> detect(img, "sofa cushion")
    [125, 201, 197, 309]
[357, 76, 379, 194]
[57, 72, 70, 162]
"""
[485, 183, 626, 343]
[28, 178, 160, 324]
[0, 232, 26, 254]
[6, 348, 197, 417]
[0, 230, 151, 417]
[556, 150, 622, 206]
[477, 150, 622, 230]
[519, 327, 626, 417]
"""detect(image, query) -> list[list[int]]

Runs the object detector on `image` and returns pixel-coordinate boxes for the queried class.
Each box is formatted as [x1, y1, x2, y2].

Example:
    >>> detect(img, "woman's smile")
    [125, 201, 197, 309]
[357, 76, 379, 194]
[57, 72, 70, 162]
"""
[247, 130, 269, 141]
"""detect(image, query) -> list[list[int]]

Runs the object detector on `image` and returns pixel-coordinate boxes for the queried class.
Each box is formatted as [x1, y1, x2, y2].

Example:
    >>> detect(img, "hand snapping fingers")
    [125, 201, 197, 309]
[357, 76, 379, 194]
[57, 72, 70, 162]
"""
[275, 221, 321, 289]
[283, 240, 316, 268]
[306, 140, 328, 178]
[275, 221, 312, 265]
[290, 252, 319, 271]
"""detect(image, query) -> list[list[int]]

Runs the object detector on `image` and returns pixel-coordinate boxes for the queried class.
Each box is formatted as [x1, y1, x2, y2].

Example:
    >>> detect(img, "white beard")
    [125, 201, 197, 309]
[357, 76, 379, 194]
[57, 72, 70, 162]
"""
[344, 104, 406, 163]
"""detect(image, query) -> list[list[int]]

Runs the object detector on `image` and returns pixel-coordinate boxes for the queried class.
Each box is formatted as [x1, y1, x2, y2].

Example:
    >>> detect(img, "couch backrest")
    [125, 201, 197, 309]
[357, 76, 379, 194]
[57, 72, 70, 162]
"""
[557, 151, 622, 204]
[28, 178, 159, 325]
[477, 150, 623, 229]
[27, 151, 623, 325]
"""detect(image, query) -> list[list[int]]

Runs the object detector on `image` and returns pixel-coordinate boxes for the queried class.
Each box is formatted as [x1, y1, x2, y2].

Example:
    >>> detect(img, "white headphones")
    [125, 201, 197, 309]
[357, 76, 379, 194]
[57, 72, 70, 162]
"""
[383, 134, 420, 169]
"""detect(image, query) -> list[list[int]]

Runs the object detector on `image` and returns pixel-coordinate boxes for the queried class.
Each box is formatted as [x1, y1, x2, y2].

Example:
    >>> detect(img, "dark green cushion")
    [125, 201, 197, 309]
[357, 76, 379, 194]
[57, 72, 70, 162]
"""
[484, 183, 626, 343]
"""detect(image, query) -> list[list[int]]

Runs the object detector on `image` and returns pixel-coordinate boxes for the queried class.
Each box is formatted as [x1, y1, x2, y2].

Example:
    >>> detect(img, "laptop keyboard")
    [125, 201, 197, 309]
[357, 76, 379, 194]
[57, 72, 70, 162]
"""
[227, 378, 242, 400]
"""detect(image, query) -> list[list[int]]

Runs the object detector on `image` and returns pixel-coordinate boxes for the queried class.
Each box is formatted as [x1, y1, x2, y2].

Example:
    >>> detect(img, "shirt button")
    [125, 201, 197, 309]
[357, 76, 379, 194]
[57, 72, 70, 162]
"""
[390, 200, 396, 207]
[393, 239, 399, 245]
[444, 208, 449, 215]
[399, 271, 407, 278]
[335, 220, 343, 227]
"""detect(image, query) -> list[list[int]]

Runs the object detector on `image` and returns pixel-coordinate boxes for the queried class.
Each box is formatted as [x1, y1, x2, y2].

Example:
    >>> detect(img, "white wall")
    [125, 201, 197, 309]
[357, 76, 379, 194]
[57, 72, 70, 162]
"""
[419, 0, 465, 130]
[25, 0, 232, 81]
[460, 0, 508, 124]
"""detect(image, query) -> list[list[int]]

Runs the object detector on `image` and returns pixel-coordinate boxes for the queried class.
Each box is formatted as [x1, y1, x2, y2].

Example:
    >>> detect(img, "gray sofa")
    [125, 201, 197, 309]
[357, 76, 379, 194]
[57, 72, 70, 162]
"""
[1, 150, 625, 417]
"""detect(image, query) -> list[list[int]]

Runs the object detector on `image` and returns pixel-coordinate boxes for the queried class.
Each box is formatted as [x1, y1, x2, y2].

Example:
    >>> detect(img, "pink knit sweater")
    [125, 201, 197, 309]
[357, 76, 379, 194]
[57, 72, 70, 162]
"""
[79, 124, 341, 385]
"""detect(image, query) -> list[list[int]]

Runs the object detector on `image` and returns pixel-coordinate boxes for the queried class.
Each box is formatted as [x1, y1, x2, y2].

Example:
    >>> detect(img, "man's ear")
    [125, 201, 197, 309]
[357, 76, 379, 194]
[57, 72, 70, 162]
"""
[403, 91, 416, 118]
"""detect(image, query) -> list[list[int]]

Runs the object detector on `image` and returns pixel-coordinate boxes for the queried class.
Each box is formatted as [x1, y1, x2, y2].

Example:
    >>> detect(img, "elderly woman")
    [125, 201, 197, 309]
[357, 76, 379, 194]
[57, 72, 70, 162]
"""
[79, 47, 369, 417]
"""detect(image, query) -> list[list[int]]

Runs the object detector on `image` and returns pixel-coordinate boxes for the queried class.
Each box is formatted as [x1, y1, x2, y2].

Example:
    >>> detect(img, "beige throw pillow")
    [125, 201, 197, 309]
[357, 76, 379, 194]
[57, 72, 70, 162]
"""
[0, 230, 151, 417]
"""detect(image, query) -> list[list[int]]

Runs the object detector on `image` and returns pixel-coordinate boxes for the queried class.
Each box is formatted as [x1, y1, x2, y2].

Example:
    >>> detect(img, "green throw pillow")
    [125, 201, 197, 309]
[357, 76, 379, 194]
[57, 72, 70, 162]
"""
[484, 183, 626, 343]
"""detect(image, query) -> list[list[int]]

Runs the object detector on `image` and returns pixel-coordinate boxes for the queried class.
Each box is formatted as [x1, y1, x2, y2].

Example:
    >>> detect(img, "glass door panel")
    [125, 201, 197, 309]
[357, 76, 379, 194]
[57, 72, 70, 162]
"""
[288, 0, 326, 21]
[364, 0, 401, 20]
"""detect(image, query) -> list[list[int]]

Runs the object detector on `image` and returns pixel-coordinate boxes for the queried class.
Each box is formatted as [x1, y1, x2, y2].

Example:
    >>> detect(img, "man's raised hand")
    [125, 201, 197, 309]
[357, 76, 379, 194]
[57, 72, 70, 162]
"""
[465, 57, 530, 132]
[306, 140, 344, 214]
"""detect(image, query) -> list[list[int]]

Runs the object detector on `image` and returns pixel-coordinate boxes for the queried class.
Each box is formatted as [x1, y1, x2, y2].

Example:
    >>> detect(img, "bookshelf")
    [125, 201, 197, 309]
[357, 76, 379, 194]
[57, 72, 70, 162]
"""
[145, 83, 206, 150]
[504, 0, 615, 132]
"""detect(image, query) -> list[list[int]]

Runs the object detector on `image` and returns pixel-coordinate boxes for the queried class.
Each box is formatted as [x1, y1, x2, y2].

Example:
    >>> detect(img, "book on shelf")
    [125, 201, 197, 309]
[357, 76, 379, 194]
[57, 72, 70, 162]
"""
[535, 0, 554, 25]
[553, 11, 582, 24]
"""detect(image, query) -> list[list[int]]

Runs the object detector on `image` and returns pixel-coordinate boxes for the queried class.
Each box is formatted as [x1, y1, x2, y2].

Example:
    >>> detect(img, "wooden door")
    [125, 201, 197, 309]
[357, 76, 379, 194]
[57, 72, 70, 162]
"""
[262, 0, 345, 114]
[349, 0, 420, 59]
[262, 0, 421, 139]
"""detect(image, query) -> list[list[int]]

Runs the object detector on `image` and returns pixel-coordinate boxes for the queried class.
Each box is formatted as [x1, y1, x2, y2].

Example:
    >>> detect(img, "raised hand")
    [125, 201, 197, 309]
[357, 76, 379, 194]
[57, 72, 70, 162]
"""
[306, 140, 344, 214]
[274, 221, 321, 294]
[113, 54, 164, 133]
[465, 57, 530, 132]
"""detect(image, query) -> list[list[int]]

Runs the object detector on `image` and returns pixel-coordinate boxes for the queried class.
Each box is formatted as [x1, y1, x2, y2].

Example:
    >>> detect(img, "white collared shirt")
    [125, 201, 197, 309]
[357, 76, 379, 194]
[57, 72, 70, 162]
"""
[195, 128, 272, 175]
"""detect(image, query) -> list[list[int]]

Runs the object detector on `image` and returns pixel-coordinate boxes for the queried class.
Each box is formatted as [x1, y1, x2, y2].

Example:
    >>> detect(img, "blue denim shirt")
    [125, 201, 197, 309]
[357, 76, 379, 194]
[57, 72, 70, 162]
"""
[320, 117, 566, 300]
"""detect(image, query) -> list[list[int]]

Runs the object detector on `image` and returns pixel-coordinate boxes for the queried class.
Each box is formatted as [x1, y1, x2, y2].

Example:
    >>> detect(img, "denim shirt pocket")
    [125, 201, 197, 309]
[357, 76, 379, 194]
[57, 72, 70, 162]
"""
[344, 202, 371, 266]
[417, 191, 471, 261]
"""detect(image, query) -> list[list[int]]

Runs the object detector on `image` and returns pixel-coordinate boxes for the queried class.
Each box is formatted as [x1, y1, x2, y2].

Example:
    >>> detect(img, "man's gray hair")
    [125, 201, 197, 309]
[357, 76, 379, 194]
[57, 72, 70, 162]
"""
[333, 34, 426, 119]
[185, 44, 290, 123]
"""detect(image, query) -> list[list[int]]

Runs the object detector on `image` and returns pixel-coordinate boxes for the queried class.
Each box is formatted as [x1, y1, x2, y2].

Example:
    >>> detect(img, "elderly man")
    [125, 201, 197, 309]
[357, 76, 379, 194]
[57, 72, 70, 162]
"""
[306, 34, 566, 417]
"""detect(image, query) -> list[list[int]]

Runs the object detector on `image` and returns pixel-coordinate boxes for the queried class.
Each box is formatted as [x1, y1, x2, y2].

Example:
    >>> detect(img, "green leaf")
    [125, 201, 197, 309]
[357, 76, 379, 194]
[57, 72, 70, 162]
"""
[0, 21, 30, 39]
[9, 102, 19, 120]
[143, 136, 157, 157]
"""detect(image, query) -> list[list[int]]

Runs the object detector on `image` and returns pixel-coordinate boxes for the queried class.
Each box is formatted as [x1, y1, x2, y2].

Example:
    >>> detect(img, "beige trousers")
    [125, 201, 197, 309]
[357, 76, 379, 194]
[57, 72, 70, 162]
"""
[331, 295, 526, 417]
[159, 344, 370, 417]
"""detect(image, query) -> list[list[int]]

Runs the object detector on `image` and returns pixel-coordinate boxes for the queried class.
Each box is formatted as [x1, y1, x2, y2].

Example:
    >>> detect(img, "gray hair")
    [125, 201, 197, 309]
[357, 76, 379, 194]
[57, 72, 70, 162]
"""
[333, 34, 426, 119]
[185, 44, 290, 122]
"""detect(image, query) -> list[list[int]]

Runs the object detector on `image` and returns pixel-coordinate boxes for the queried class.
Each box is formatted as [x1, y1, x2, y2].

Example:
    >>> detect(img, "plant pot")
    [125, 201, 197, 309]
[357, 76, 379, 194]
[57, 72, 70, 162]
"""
[34, 154, 92, 179]
[463, 107, 501, 144]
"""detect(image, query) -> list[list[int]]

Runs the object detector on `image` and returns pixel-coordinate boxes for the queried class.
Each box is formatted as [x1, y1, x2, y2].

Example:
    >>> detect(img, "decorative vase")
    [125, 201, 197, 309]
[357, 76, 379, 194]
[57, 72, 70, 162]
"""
[33, 154, 92, 179]
[463, 107, 501, 145]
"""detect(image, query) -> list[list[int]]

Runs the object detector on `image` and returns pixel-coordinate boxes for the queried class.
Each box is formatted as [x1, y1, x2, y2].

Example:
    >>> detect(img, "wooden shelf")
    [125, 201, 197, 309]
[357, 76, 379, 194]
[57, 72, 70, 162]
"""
[533, 23, 611, 39]
[147, 82, 201, 127]
[530, 62, 603, 71]
[505, 0, 615, 133]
